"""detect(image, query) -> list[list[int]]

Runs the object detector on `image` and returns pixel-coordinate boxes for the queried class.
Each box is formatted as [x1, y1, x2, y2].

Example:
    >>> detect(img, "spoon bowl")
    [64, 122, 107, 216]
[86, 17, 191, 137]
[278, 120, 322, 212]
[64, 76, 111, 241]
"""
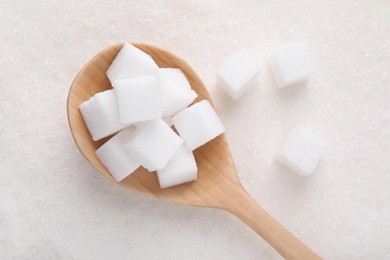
[67, 43, 321, 259]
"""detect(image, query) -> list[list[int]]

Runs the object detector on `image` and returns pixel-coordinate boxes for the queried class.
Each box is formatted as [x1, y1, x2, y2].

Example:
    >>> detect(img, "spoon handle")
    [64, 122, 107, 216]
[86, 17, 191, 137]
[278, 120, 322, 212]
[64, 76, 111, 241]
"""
[223, 188, 321, 259]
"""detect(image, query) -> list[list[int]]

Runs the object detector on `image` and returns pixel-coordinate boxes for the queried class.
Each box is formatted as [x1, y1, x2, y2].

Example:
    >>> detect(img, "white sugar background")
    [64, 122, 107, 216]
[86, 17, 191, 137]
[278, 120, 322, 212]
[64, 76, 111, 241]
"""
[1, 0, 389, 259]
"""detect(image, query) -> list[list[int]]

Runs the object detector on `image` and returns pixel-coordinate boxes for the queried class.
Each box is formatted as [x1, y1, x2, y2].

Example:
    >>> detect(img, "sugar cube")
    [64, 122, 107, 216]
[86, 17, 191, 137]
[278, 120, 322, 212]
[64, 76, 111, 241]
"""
[157, 145, 197, 189]
[172, 100, 225, 150]
[106, 43, 159, 84]
[270, 42, 316, 88]
[158, 68, 197, 116]
[96, 127, 140, 182]
[278, 126, 327, 177]
[162, 116, 173, 127]
[122, 119, 183, 171]
[217, 50, 262, 100]
[113, 76, 162, 124]
[79, 89, 130, 141]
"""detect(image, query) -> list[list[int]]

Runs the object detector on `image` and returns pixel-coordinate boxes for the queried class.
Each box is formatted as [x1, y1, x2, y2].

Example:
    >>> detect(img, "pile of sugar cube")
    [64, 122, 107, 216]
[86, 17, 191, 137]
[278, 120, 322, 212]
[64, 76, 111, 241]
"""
[80, 43, 225, 188]
[81, 41, 327, 185]
[217, 42, 326, 176]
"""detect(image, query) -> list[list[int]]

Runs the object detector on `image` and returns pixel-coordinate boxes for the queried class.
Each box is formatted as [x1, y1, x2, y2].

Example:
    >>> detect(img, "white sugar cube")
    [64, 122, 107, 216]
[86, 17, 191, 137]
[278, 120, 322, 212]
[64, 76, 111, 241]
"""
[162, 116, 173, 127]
[106, 43, 159, 84]
[270, 42, 316, 88]
[217, 50, 262, 100]
[172, 100, 225, 150]
[157, 145, 197, 189]
[122, 119, 183, 171]
[79, 89, 130, 141]
[278, 126, 327, 177]
[96, 127, 140, 182]
[158, 68, 197, 116]
[113, 76, 162, 124]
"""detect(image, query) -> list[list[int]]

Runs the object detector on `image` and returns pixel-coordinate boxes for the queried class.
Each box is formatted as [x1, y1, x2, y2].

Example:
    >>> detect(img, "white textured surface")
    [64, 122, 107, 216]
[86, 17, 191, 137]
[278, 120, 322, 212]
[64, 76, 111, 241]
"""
[1, 1, 389, 259]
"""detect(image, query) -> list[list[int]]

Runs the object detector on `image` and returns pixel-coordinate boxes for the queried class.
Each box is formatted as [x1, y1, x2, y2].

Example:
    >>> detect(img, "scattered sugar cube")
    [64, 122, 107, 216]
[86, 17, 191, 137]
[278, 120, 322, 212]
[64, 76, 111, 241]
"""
[79, 89, 130, 141]
[96, 127, 140, 182]
[217, 50, 262, 100]
[106, 43, 159, 84]
[172, 100, 225, 150]
[157, 145, 197, 189]
[278, 126, 327, 177]
[113, 76, 162, 124]
[270, 42, 316, 88]
[122, 119, 183, 171]
[158, 68, 197, 116]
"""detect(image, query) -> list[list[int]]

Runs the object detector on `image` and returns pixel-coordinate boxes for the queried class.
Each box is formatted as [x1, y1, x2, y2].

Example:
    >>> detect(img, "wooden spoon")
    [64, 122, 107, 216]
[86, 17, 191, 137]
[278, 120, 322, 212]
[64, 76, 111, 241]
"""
[67, 42, 321, 259]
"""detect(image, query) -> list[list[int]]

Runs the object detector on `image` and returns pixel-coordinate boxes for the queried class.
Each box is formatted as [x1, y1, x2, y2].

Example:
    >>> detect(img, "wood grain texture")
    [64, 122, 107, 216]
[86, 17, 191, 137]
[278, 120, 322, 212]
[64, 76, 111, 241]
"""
[67, 42, 321, 259]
